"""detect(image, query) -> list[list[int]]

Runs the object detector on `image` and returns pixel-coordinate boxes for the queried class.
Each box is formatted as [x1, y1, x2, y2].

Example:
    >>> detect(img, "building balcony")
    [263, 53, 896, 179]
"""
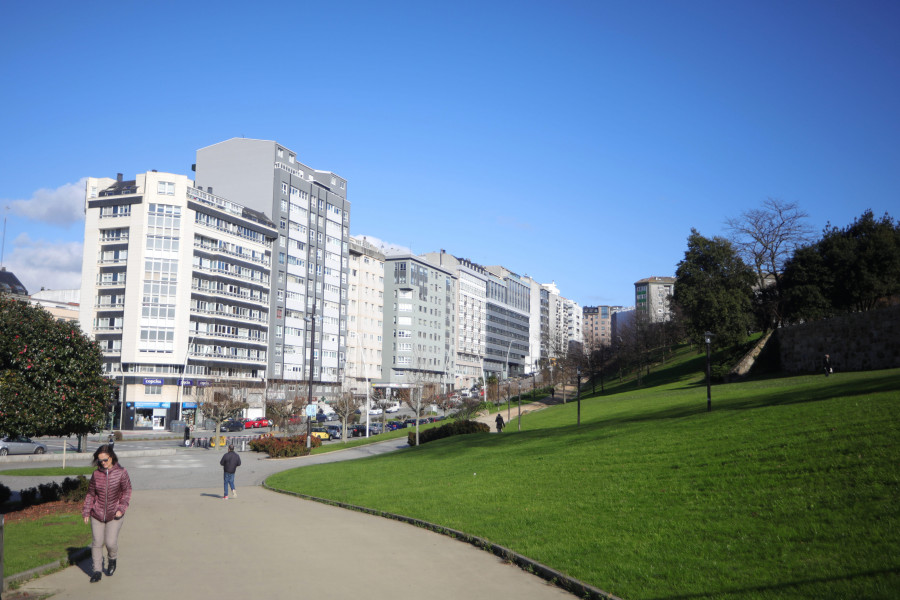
[95, 303, 125, 309]
[190, 285, 268, 306]
[97, 280, 126, 287]
[192, 264, 268, 286]
[188, 350, 267, 365]
[191, 330, 268, 345]
[190, 306, 267, 323]
[94, 325, 123, 333]
[193, 241, 270, 267]
[100, 235, 129, 243]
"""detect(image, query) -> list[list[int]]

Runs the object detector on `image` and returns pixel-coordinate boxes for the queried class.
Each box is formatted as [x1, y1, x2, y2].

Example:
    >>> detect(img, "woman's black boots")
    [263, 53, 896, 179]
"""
[107, 558, 117, 576]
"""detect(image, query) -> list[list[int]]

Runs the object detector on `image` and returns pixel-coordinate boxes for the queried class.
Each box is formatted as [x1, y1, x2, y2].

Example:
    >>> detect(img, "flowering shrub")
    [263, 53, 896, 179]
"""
[249, 434, 320, 457]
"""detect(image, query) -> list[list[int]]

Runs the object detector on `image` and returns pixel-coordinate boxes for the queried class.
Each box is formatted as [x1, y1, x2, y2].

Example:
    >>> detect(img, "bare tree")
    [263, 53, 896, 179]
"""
[726, 198, 814, 327]
[332, 389, 362, 441]
[198, 383, 251, 447]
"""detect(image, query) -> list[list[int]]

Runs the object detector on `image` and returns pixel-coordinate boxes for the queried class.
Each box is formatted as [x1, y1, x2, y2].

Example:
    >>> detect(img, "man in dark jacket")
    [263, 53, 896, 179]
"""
[220, 444, 241, 500]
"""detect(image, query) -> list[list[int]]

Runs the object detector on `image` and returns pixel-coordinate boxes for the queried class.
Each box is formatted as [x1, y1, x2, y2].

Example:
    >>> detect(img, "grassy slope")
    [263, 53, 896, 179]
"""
[267, 346, 900, 599]
[4, 514, 89, 577]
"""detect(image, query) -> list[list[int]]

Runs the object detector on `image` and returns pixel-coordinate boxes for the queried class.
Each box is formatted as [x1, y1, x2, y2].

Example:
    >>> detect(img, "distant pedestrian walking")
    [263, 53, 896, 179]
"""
[220, 444, 241, 499]
[83, 444, 132, 583]
[495, 413, 505, 433]
[824, 354, 833, 377]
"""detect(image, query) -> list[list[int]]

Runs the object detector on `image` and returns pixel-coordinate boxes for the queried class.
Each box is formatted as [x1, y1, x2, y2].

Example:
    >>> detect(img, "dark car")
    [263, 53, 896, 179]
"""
[350, 424, 368, 438]
[387, 421, 407, 431]
[220, 420, 244, 432]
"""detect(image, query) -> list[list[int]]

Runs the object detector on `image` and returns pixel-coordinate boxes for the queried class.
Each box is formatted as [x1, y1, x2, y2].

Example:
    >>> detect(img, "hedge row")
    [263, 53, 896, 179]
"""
[408, 420, 490, 446]
[0, 475, 90, 508]
[249, 434, 321, 457]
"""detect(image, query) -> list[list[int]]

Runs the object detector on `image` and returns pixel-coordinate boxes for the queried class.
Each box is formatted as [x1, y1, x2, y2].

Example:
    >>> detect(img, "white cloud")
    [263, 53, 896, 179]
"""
[352, 234, 412, 256]
[3, 233, 83, 295]
[6, 178, 87, 226]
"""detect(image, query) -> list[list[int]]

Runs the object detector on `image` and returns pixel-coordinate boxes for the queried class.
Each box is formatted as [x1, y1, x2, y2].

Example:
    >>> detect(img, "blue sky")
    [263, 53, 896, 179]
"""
[1, 0, 897, 307]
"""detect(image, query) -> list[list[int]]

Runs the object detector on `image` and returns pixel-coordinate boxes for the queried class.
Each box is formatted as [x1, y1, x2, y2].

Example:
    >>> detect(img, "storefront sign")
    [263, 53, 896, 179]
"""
[177, 379, 193, 386]
[143, 378, 164, 386]
[197, 380, 211, 387]
[135, 402, 170, 409]
[183, 402, 197, 409]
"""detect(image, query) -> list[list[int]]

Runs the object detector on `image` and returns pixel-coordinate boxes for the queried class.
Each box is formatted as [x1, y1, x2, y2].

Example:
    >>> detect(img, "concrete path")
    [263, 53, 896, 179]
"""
[10, 442, 574, 600]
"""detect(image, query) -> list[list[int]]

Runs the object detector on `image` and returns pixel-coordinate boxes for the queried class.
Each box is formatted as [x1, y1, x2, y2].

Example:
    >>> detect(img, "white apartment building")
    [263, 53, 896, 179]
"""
[346, 236, 385, 395]
[80, 172, 276, 430]
[543, 282, 582, 359]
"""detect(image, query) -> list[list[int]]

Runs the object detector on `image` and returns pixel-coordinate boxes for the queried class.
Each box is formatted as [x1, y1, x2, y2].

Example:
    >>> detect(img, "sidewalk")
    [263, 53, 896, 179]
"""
[13, 486, 573, 600]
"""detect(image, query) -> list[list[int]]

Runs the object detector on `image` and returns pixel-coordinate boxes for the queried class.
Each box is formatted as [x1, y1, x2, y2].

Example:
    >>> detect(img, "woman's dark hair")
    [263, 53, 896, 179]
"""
[93, 444, 119, 467]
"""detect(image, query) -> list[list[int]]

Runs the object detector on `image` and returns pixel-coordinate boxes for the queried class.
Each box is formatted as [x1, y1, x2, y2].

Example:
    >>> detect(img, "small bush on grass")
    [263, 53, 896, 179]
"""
[249, 434, 320, 457]
[408, 420, 490, 446]
[38, 482, 61, 502]
[61, 476, 89, 503]
[0, 482, 10, 505]
[19, 487, 38, 507]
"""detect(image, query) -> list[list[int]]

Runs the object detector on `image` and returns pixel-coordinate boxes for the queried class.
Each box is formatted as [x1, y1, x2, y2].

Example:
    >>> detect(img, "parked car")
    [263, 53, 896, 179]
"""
[309, 427, 331, 440]
[368, 408, 383, 416]
[220, 420, 244, 432]
[325, 424, 342, 439]
[350, 424, 368, 438]
[369, 423, 384, 435]
[257, 417, 272, 428]
[0, 435, 47, 455]
[385, 404, 400, 413]
[387, 421, 407, 431]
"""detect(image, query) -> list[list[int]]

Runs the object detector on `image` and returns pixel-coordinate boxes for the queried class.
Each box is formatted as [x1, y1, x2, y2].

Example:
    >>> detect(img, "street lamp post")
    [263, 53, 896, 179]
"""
[305, 303, 318, 449]
[705, 331, 714, 412]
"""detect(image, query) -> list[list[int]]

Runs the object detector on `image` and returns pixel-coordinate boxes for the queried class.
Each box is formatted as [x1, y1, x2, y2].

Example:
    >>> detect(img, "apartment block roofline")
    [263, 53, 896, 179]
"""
[635, 276, 676, 285]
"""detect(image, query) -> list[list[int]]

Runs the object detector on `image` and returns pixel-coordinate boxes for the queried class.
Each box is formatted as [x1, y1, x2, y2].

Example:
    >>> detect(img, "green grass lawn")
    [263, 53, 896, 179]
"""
[267, 350, 900, 600]
[0, 466, 95, 476]
[3, 513, 89, 577]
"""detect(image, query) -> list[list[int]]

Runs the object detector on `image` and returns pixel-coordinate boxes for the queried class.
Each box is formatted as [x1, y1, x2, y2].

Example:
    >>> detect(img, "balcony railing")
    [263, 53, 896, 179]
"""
[190, 285, 268, 305]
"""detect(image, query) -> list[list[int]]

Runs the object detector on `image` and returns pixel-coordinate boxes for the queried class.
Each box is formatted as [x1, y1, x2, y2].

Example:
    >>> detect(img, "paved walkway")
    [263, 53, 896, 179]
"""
[11, 447, 574, 599]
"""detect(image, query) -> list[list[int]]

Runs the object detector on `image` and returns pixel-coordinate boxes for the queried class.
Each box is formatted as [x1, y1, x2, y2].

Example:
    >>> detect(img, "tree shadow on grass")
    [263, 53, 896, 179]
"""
[647, 566, 900, 600]
[407, 370, 900, 460]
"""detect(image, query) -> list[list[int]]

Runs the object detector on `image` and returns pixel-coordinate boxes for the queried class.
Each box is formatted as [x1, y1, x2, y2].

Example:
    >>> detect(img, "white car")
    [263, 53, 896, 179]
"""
[385, 405, 400, 413]
[368, 408, 383, 416]
[0, 435, 47, 455]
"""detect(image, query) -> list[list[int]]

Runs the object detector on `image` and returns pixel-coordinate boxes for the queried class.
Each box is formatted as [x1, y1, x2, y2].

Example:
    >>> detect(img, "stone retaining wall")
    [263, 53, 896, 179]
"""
[776, 305, 900, 373]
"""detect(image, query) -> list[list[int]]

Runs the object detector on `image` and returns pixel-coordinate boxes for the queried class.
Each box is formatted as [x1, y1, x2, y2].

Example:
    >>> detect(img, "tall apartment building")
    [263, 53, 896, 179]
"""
[421, 251, 488, 390]
[80, 172, 276, 430]
[635, 276, 675, 322]
[379, 250, 457, 397]
[484, 266, 531, 379]
[583, 305, 624, 348]
[195, 139, 350, 404]
[346, 236, 385, 396]
[542, 282, 582, 358]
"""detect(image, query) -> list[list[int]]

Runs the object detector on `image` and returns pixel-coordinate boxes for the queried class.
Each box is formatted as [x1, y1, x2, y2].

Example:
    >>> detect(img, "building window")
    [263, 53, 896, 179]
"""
[145, 385, 162, 395]
[157, 181, 175, 196]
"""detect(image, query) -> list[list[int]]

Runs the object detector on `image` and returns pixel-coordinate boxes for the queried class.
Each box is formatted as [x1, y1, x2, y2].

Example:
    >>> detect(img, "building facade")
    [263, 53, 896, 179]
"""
[421, 251, 488, 390]
[635, 276, 675, 322]
[346, 236, 385, 396]
[79, 172, 276, 430]
[583, 305, 624, 349]
[379, 251, 456, 398]
[484, 266, 531, 379]
[195, 139, 350, 404]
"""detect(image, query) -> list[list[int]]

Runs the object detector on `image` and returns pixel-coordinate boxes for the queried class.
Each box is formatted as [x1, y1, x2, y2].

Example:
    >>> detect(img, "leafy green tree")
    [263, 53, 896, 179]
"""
[0, 295, 111, 437]
[782, 210, 900, 320]
[674, 229, 756, 347]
